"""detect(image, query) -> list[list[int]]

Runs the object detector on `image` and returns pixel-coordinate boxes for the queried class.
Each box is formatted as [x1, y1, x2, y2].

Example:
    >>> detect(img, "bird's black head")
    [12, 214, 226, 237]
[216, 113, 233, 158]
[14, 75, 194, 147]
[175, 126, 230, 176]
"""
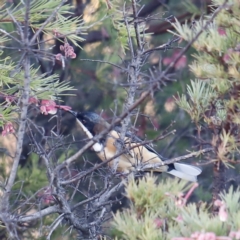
[68, 110, 108, 136]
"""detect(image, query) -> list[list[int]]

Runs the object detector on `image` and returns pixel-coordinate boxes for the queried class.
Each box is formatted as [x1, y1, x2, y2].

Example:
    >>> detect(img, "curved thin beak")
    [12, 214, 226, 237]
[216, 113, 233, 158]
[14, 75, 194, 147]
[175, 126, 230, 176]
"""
[67, 109, 78, 117]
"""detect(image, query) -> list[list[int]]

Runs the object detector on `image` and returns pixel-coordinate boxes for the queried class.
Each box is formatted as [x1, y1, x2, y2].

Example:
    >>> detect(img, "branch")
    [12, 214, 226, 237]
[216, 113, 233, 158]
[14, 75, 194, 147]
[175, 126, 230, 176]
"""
[94, 182, 124, 208]
[112, 0, 144, 171]
[138, 0, 169, 17]
[2, 0, 31, 210]
[17, 206, 59, 223]
[46, 214, 64, 240]
[140, 147, 214, 171]
[71, 175, 111, 210]
[146, 0, 212, 35]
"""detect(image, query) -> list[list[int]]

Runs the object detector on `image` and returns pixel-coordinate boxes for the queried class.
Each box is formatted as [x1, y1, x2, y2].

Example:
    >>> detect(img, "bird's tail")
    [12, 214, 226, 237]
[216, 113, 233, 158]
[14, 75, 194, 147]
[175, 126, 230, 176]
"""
[167, 163, 202, 182]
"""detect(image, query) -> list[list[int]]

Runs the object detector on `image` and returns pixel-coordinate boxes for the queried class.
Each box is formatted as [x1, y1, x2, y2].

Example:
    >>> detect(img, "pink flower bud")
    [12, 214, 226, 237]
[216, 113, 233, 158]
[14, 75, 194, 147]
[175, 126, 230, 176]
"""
[40, 100, 72, 115]
[175, 215, 183, 223]
[223, 49, 233, 63]
[218, 28, 226, 36]
[59, 42, 76, 59]
[28, 97, 38, 105]
[154, 218, 163, 228]
[40, 100, 57, 115]
[37, 186, 55, 205]
[57, 105, 72, 111]
[53, 29, 62, 37]
[214, 199, 223, 207]
[197, 233, 206, 240]
[204, 232, 216, 240]
[2, 122, 15, 136]
[175, 198, 184, 207]
[55, 53, 63, 61]
[218, 204, 228, 222]
[171, 238, 192, 240]
[235, 230, 240, 239]
[5, 95, 15, 103]
[229, 231, 236, 238]
[163, 51, 187, 70]
[69, 52, 76, 59]
[175, 55, 187, 70]
[191, 232, 200, 238]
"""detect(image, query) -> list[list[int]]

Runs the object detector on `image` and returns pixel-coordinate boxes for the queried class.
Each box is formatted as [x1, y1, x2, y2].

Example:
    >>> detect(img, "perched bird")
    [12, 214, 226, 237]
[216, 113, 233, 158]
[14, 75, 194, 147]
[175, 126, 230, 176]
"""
[68, 110, 201, 182]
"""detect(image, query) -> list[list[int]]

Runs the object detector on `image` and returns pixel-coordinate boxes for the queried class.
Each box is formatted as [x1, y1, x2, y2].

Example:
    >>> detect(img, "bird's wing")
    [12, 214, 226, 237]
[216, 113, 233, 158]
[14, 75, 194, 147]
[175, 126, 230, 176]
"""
[114, 126, 166, 160]
[105, 129, 168, 173]
[113, 127, 202, 181]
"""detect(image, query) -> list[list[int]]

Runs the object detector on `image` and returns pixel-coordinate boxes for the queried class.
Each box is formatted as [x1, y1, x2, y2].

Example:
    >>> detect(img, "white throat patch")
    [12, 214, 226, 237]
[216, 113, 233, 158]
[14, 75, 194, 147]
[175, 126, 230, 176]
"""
[76, 119, 103, 152]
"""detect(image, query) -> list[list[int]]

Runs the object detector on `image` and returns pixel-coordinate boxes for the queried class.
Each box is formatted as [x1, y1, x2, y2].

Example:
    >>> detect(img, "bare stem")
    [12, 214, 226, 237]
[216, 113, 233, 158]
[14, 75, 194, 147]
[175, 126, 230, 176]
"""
[113, 0, 143, 172]
[1, 0, 31, 211]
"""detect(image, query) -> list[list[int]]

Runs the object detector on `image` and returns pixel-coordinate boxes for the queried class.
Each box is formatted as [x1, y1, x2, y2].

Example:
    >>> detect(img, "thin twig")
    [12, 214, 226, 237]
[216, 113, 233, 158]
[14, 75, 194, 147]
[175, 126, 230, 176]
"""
[2, 0, 31, 211]
[46, 214, 64, 240]
[17, 206, 59, 223]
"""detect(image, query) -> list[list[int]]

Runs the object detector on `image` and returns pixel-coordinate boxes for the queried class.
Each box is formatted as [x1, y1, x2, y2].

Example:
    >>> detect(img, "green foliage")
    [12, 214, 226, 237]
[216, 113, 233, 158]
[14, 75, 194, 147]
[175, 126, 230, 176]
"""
[182, 0, 201, 15]
[112, 175, 240, 240]
[125, 175, 189, 217]
[7, 0, 69, 22]
[176, 80, 216, 122]
[40, 13, 85, 47]
[15, 153, 48, 194]
[113, 209, 164, 240]
[3, 0, 85, 46]
[112, 175, 187, 240]
[107, 0, 149, 52]
[0, 60, 16, 88]
[220, 186, 240, 229]
[6, 67, 75, 99]
[0, 0, 83, 129]
[172, 0, 240, 164]
[0, 63, 74, 128]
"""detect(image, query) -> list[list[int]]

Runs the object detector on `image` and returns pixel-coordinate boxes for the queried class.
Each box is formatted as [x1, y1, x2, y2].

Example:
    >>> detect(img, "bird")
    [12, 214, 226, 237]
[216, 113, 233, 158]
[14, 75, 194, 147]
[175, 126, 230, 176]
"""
[68, 110, 202, 182]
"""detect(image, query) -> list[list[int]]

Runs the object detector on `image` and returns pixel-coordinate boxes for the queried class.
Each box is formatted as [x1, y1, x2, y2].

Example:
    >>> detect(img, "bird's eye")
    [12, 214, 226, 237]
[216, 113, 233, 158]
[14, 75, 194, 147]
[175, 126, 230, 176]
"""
[82, 119, 86, 124]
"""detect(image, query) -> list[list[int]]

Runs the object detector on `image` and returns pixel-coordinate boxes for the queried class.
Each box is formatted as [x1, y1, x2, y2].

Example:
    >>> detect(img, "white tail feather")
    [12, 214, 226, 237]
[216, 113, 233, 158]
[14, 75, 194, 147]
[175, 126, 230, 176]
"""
[168, 163, 202, 182]
[168, 169, 197, 182]
[173, 163, 202, 176]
